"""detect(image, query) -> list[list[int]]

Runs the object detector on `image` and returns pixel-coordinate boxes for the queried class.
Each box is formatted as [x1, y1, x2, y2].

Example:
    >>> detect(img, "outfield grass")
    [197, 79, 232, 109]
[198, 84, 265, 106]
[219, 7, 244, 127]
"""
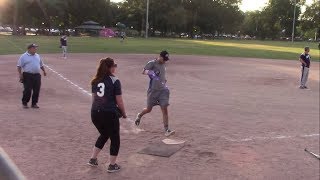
[0, 35, 318, 60]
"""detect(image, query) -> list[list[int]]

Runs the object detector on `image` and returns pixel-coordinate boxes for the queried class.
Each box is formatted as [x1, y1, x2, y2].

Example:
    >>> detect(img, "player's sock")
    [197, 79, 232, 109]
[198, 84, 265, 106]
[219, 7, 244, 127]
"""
[135, 113, 142, 126]
[164, 125, 169, 131]
[165, 129, 175, 137]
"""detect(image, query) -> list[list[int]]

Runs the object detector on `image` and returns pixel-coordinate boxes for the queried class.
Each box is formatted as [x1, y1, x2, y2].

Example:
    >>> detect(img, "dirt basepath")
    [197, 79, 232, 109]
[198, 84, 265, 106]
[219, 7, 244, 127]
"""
[0, 54, 319, 180]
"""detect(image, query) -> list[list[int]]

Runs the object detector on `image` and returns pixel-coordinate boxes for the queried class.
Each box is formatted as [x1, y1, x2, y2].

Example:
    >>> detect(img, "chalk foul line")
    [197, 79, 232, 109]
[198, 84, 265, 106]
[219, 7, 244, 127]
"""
[44, 64, 92, 97]
[45, 64, 145, 134]
[223, 133, 319, 142]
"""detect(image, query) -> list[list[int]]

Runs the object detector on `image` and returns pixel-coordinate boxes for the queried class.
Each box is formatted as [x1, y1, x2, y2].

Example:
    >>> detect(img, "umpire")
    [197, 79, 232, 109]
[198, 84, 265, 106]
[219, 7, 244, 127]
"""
[17, 44, 47, 109]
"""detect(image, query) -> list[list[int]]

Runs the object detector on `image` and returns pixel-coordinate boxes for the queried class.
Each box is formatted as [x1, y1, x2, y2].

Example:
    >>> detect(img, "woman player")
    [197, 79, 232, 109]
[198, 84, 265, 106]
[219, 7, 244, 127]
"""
[87, 57, 127, 173]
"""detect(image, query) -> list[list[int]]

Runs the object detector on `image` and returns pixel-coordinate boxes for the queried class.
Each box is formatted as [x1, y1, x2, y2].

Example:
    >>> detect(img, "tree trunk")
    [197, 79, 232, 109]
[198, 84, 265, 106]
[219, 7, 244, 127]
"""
[12, 0, 18, 35]
[141, 15, 145, 37]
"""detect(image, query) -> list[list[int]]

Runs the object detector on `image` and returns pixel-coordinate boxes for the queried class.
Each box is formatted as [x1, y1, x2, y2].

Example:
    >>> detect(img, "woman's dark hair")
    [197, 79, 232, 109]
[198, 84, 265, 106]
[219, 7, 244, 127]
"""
[91, 57, 116, 85]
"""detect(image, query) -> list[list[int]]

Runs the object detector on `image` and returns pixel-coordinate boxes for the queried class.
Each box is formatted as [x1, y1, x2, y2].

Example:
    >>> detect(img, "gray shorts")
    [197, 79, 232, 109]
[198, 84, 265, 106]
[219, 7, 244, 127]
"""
[147, 89, 170, 108]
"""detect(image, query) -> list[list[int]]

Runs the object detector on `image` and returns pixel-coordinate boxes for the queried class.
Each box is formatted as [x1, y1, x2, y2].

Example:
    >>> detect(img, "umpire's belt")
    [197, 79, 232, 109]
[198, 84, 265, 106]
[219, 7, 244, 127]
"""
[23, 72, 40, 75]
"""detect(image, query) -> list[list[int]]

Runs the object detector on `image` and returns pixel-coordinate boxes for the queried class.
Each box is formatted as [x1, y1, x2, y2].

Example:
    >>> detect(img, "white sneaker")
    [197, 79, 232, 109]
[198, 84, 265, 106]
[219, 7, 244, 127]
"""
[165, 129, 175, 137]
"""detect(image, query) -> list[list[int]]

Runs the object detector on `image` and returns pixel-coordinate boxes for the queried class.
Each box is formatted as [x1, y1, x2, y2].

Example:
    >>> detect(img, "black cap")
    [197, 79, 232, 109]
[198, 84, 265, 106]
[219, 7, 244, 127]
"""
[304, 46, 310, 51]
[27, 44, 38, 49]
[160, 50, 169, 61]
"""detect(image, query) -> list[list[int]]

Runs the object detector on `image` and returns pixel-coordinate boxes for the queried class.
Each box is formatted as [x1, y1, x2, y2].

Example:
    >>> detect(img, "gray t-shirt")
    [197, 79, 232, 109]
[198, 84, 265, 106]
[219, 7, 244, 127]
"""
[144, 59, 167, 90]
[17, 52, 44, 74]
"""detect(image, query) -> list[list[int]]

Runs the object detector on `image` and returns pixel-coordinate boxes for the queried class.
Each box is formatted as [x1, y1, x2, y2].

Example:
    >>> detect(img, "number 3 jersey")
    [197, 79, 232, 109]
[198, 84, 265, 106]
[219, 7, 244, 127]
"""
[91, 75, 122, 112]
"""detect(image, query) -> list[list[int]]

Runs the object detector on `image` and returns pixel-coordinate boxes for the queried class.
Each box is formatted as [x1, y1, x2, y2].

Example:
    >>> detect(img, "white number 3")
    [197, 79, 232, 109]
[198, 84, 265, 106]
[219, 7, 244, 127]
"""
[97, 83, 105, 97]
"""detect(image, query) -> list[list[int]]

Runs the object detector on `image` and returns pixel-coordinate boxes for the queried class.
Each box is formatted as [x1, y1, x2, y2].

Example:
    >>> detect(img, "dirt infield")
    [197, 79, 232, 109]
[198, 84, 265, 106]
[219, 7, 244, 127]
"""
[0, 53, 319, 180]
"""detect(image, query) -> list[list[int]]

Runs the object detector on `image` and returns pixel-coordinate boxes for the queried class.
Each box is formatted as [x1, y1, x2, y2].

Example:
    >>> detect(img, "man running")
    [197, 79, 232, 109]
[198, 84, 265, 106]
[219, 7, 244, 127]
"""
[120, 31, 125, 43]
[299, 46, 311, 89]
[135, 50, 175, 137]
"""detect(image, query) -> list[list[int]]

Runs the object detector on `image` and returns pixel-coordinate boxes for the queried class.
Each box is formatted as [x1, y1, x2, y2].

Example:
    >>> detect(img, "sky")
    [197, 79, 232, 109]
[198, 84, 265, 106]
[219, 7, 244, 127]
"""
[240, 0, 314, 12]
[240, 0, 269, 12]
[110, 0, 314, 12]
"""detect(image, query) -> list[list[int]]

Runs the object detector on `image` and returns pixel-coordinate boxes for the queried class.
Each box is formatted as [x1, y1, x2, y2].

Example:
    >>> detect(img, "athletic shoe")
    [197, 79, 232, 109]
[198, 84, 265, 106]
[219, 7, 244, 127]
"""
[303, 86, 308, 89]
[31, 104, 40, 109]
[107, 164, 121, 173]
[165, 129, 175, 137]
[87, 158, 98, 167]
[22, 103, 29, 109]
[135, 113, 142, 126]
[299, 86, 305, 89]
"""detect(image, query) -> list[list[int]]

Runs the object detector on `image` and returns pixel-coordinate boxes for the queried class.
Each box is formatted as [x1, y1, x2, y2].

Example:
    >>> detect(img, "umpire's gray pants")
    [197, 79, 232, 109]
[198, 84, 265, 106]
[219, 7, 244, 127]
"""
[300, 66, 309, 86]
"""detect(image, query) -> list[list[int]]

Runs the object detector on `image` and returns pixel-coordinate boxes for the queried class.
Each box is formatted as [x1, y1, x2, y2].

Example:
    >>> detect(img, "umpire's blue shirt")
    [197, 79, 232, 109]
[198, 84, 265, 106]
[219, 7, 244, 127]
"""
[17, 52, 44, 74]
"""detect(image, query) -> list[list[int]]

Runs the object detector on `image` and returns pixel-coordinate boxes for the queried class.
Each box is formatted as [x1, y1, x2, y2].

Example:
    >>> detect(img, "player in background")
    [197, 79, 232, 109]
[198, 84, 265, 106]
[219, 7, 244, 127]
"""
[87, 57, 127, 173]
[120, 31, 125, 43]
[60, 35, 68, 59]
[299, 46, 311, 89]
[135, 51, 175, 137]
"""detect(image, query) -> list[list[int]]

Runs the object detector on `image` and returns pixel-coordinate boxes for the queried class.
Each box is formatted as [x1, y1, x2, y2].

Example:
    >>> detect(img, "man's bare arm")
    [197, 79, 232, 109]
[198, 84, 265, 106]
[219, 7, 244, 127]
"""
[41, 66, 47, 76]
[17, 67, 23, 82]
[17, 67, 22, 76]
[300, 58, 307, 66]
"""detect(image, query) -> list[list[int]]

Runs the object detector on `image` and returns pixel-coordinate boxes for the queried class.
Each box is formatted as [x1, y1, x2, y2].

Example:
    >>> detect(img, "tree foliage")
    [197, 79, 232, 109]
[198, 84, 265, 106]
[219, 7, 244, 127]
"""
[0, 0, 317, 39]
[300, 0, 320, 39]
[240, 0, 314, 39]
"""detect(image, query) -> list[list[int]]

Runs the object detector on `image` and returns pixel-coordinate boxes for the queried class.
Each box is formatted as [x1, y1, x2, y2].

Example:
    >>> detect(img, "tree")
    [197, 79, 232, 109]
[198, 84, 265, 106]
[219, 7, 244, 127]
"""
[241, 0, 305, 39]
[300, 0, 320, 39]
[118, 0, 146, 35]
[181, 0, 242, 36]
[267, 0, 305, 37]
[167, 6, 188, 34]
[2, 0, 314, 39]
[241, 11, 261, 37]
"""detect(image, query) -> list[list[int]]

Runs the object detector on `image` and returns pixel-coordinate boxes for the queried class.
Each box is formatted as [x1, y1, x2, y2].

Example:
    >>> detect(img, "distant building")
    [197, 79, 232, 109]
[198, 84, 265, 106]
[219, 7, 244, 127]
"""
[75, 21, 103, 36]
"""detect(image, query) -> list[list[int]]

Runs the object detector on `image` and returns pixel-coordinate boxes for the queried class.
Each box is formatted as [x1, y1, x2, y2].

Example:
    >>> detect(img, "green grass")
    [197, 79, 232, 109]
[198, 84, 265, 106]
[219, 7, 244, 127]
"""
[0, 35, 318, 60]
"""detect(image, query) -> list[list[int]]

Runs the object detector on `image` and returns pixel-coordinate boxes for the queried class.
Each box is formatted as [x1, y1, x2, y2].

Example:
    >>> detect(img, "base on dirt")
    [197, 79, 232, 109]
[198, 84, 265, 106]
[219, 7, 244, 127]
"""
[138, 141, 185, 157]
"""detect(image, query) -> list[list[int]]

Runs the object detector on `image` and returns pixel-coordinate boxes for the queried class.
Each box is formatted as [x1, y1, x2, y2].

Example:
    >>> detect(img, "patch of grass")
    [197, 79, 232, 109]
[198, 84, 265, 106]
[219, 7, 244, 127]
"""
[0, 35, 318, 60]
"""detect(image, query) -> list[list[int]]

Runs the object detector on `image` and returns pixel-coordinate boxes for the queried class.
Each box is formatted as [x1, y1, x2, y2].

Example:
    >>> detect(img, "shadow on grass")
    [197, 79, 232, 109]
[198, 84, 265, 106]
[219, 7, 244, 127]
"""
[0, 36, 318, 61]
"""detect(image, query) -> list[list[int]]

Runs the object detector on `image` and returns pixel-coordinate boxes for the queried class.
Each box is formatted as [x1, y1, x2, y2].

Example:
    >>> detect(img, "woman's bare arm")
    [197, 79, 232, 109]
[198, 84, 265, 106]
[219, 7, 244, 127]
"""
[116, 95, 127, 118]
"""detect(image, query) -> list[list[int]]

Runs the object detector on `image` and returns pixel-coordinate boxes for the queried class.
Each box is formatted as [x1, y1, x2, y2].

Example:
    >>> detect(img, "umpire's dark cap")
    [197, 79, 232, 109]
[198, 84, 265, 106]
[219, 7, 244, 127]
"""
[27, 44, 39, 49]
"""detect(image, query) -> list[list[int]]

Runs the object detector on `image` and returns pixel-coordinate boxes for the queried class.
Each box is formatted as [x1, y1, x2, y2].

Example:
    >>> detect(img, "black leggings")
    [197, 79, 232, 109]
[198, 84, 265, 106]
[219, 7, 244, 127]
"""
[91, 110, 120, 156]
